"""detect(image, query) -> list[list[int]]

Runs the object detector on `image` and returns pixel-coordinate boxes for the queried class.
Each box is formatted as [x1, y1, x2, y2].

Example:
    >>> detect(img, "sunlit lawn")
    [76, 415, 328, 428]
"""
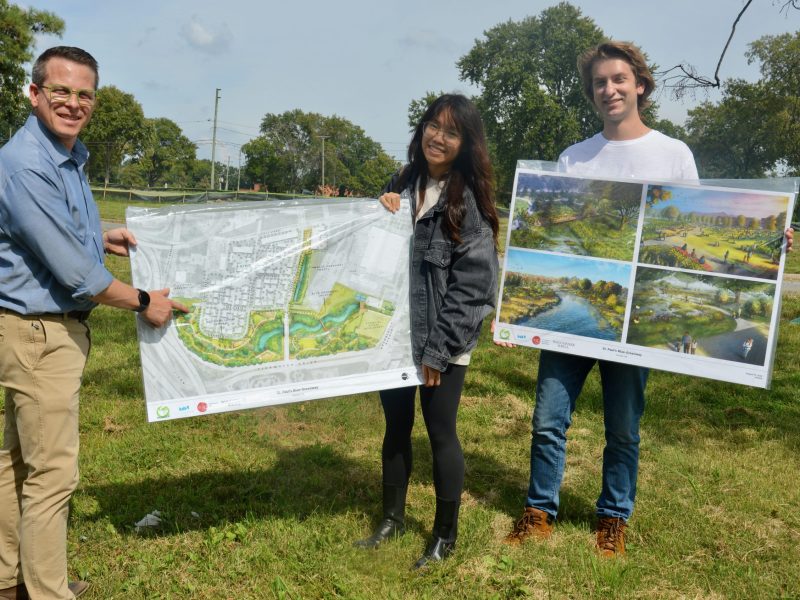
[1, 200, 797, 598]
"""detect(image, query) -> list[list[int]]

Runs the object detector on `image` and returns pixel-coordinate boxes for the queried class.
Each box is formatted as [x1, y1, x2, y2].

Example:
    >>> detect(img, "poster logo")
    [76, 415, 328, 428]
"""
[499, 328, 511, 340]
[156, 406, 170, 419]
[197, 402, 208, 413]
[532, 336, 541, 345]
[401, 372, 409, 380]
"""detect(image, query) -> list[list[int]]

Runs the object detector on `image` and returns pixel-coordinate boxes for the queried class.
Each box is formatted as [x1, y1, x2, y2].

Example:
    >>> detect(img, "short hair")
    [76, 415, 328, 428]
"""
[578, 41, 654, 113]
[32, 46, 99, 89]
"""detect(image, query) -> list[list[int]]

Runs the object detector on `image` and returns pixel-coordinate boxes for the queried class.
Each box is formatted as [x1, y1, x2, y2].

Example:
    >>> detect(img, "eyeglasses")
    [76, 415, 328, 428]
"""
[423, 121, 461, 145]
[39, 84, 97, 107]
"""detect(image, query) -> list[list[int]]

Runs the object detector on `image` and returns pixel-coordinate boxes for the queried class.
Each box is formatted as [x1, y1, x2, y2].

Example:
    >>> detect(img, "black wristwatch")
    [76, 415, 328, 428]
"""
[134, 288, 151, 313]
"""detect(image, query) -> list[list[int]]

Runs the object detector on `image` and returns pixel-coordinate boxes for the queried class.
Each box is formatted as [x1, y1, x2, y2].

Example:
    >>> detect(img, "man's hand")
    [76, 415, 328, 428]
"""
[490, 319, 515, 348]
[141, 288, 189, 328]
[103, 227, 137, 257]
[786, 227, 794, 252]
[422, 364, 441, 387]
[379, 192, 401, 213]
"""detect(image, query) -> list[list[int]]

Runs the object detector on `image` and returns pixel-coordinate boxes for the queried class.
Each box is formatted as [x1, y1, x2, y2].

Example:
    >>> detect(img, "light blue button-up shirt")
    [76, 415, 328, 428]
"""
[0, 114, 113, 314]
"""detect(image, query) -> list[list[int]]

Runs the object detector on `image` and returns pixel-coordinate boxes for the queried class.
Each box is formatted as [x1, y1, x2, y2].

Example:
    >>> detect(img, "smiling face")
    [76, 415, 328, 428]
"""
[590, 58, 644, 126]
[29, 56, 97, 150]
[421, 109, 462, 178]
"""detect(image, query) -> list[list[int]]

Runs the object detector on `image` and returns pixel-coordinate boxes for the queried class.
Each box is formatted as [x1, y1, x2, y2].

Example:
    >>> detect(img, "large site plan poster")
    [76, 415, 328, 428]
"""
[494, 167, 796, 388]
[127, 198, 421, 422]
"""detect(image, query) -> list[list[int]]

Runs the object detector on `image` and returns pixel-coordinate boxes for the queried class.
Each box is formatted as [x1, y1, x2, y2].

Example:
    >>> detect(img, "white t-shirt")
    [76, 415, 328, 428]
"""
[557, 130, 698, 180]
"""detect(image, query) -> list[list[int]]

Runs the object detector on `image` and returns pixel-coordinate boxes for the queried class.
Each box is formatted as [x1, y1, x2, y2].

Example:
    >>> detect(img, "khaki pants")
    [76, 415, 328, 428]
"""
[0, 310, 90, 600]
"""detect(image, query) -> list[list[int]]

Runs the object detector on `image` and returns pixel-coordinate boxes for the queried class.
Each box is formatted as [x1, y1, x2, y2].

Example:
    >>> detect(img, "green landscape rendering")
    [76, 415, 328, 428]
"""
[172, 241, 396, 367]
[510, 172, 643, 261]
[640, 184, 790, 280]
[626, 267, 775, 365]
[499, 249, 630, 341]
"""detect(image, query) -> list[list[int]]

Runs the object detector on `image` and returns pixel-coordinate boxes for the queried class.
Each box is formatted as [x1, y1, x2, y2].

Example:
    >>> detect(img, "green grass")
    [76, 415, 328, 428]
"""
[96, 198, 156, 222]
[784, 247, 800, 275]
[3, 211, 799, 599]
[2, 257, 799, 598]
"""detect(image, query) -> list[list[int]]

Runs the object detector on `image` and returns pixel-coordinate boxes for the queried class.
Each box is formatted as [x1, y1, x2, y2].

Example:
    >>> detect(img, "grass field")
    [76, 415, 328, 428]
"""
[2, 205, 799, 598]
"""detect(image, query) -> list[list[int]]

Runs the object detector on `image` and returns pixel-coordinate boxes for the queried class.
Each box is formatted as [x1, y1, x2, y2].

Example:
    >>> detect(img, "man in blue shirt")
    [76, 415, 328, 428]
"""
[0, 46, 186, 600]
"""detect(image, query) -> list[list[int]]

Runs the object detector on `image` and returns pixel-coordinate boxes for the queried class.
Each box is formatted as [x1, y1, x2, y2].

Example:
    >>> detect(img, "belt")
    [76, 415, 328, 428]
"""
[0, 308, 91, 323]
[63, 310, 92, 323]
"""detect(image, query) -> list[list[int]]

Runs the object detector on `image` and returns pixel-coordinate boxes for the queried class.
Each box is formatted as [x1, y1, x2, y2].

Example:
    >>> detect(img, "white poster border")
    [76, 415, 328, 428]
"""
[494, 168, 797, 389]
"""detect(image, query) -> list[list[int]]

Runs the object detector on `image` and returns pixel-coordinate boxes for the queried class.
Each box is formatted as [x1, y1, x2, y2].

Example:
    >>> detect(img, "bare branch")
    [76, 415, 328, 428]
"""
[780, 1, 800, 14]
[654, 0, 800, 100]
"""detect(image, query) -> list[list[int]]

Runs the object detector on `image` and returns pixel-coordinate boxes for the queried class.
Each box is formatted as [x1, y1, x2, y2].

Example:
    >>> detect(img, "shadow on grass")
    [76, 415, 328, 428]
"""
[81, 444, 393, 536]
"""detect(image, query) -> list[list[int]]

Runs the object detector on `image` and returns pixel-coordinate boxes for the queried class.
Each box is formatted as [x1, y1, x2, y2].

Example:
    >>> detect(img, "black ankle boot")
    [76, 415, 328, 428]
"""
[413, 497, 459, 569]
[354, 484, 407, 549]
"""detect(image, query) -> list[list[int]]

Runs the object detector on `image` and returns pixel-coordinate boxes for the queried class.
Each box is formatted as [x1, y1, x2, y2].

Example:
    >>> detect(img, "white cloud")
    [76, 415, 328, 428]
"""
[180, 16, 232, 54]
[398, 30, 459, 54]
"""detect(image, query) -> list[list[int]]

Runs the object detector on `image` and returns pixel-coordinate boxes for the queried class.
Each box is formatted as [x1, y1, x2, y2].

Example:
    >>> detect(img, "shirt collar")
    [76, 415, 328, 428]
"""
[24, 113, 89, 168]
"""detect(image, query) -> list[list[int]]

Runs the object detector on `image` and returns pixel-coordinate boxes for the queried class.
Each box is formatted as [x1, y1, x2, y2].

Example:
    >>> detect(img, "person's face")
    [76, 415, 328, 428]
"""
[29, 57, 97, 150]
[590, 58, 644, 125]
[421, 109, 462, 177]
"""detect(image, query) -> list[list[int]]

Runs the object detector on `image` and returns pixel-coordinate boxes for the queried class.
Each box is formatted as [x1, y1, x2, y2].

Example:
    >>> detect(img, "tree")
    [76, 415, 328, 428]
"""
[242, 109, 398, 195]
[663, 206, 681, 221]
[457, 2, 606, 200]
[685, 79, 783, 177]
[81, 86, 146, 185]
[0, 1, 64, 137]
[407, 91, 444, 131]
[124, 118, 197, 187]
[746, 31, 800, 174]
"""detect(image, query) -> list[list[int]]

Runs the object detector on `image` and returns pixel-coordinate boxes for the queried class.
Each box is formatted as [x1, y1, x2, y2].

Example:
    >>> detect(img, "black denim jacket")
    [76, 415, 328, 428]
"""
[387, 175, 499, 371]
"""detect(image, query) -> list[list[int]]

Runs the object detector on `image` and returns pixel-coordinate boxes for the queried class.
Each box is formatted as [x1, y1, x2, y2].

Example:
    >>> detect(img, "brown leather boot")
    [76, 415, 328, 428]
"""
[596, 517, 626, 557]
[0, 584, 28, 600]
[504, 507, 554, 545]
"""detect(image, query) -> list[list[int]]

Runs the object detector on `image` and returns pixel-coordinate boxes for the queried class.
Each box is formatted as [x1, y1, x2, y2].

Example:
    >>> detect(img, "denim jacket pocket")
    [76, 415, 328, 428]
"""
[422, 242, 452, 269]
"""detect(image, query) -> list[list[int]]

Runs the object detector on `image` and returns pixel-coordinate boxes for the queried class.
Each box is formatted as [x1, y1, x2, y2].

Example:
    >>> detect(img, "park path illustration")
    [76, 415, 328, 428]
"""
[696, 316, 767, 365]
[640, 227, 777, 279]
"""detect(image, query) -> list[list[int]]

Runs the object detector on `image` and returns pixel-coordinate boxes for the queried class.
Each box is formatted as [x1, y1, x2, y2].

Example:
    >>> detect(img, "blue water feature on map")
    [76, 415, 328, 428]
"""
[516, 293, 618, 341]
[321, 303, 359, 325]
[288, 303, 361, 337]
[256, 326, 284, 352]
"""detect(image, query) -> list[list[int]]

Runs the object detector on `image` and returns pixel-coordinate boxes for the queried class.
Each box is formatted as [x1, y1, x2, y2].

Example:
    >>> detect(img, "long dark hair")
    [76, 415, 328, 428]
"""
[394, 94, 498, 245]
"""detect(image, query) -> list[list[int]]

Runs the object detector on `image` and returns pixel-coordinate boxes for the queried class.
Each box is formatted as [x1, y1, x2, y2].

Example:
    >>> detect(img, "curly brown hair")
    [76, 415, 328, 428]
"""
[578, 41, 654, 114]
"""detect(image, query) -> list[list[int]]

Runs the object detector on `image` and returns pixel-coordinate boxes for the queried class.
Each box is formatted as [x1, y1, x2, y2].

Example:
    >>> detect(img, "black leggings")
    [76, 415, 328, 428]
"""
[379, 364, 467, 502]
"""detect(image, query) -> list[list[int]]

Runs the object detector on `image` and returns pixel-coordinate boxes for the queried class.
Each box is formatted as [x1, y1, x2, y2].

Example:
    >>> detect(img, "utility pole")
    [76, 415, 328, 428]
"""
[319, 135, 329, 191]
[210, 88, 221, 190]
[224, 155, 230, 191]
[236, 147, 242, 193]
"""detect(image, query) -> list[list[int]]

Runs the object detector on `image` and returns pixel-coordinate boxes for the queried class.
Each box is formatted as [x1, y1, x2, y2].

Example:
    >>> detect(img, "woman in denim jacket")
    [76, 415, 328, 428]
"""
[354, 94, 499, 568]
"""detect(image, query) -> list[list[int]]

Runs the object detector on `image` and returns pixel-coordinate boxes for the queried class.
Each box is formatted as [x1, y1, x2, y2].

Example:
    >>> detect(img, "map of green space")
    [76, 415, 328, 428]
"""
[174, 243, 395, 367]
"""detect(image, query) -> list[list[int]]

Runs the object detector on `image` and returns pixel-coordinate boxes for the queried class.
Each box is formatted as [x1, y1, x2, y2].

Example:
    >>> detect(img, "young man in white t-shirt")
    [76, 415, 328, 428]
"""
[504, 40, 791, 556]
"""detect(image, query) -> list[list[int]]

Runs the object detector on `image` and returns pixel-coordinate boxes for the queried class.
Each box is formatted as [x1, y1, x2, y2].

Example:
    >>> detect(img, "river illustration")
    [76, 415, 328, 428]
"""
[515, 293, 620, 341]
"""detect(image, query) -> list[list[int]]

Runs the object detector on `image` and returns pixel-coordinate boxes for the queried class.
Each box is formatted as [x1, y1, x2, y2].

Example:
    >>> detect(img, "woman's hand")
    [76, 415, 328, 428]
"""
[490, 319, 515, 348]
[379, 192, 401, 213]
[422, 364, 441, 387]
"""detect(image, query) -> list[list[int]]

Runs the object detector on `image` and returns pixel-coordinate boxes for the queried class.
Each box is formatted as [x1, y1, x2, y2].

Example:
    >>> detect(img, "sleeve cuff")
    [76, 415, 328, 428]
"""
[72, 262, 114, 301]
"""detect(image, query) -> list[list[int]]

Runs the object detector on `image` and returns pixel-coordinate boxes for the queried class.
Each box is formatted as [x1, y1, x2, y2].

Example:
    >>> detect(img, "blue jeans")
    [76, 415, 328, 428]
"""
[526, 350, 647, 521]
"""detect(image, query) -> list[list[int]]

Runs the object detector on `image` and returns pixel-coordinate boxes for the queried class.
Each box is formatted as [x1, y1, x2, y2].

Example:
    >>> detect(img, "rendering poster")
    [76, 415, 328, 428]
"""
[494, 167, 797, 388]
[127, 198, 422, 422]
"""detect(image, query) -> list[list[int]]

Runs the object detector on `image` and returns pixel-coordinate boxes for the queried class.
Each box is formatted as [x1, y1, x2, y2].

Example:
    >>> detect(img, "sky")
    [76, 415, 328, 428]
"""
[650, 186, 790, 218]
[507, 248, 631, 284]
[23, 0, 800, 165]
